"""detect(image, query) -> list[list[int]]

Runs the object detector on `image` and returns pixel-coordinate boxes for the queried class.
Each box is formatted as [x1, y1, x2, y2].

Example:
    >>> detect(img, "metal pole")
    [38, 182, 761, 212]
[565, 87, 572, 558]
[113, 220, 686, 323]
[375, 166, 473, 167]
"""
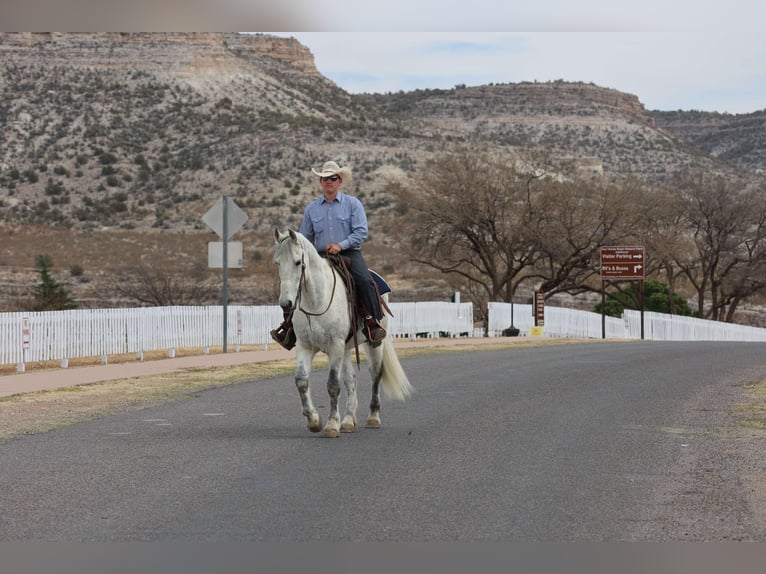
[601, 279, 606, 339]
[222, 195, 229, 353]
[640, 279, 645, 340]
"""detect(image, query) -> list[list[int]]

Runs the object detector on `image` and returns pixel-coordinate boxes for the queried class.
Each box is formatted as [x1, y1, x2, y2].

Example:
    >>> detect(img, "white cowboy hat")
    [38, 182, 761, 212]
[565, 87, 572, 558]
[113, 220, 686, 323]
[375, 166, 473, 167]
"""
[311, 160, 352, 186]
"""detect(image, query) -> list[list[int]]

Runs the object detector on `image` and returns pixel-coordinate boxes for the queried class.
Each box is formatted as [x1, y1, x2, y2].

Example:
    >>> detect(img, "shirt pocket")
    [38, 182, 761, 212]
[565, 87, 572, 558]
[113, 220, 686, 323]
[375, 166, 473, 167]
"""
[310, 215, 325, 234]
[335, 213, 350, 231]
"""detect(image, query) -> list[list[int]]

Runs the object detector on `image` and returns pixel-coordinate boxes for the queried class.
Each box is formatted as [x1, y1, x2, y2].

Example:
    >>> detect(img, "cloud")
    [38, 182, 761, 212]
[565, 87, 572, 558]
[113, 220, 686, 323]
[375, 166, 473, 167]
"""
[279, 31, 766, 113]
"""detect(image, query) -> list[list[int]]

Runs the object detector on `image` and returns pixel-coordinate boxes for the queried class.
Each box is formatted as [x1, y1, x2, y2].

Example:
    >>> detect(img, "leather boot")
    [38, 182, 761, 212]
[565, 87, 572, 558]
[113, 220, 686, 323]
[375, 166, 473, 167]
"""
[364, 316, 387, 347]
[270, 319, 296, 350]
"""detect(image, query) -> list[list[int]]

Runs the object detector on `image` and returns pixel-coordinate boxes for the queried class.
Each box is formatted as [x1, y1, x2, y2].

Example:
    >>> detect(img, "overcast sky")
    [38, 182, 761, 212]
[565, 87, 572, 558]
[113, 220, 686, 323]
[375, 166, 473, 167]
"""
[272, 31, 766, 114]
[4, 0, 764, 114]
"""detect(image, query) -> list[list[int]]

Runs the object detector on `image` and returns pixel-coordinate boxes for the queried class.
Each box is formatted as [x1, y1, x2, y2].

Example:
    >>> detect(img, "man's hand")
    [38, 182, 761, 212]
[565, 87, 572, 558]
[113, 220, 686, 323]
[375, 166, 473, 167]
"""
[325, 243, 341, 255]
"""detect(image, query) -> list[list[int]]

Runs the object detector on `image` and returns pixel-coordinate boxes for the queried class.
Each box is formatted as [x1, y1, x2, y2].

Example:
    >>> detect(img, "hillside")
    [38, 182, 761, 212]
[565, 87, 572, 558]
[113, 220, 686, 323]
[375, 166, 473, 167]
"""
[651, 109, 766, 174]
[1, 32, 765, 311]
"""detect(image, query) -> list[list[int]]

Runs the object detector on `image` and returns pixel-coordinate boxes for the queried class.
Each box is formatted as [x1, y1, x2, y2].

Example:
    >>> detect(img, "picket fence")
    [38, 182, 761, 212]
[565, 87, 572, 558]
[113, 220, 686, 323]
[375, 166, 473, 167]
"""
[0, 302, 475, 369]
[3, 301, 765, 370]
[487, 302, 766, 342]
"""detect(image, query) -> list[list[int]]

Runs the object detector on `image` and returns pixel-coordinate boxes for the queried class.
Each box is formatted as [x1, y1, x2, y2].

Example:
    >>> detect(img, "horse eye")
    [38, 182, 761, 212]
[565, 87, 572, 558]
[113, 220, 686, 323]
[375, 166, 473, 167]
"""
[294, 260, 301, 267]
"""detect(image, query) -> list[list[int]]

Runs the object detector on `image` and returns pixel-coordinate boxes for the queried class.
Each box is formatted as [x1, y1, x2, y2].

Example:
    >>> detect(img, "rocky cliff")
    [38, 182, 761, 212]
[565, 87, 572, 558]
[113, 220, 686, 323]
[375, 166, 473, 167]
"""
[0, 32, 319, 77]
[2, 31, 761, 237]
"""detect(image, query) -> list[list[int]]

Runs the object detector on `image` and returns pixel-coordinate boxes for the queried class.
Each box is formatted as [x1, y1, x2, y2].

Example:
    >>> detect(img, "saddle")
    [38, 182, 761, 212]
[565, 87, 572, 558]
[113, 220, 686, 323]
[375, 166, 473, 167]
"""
[325, 254, 392, 361]
[325, 254, 392, 327]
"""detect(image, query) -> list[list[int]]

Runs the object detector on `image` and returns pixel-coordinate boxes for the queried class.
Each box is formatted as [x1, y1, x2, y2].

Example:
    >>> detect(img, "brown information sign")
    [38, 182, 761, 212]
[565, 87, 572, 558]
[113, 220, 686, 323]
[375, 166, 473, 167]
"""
[600, 246, 645, 279]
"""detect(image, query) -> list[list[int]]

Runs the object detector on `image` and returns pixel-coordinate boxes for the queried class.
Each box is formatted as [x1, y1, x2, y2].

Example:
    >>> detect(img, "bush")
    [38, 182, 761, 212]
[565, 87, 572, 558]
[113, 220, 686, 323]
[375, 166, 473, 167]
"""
[595, 280, 696, 317]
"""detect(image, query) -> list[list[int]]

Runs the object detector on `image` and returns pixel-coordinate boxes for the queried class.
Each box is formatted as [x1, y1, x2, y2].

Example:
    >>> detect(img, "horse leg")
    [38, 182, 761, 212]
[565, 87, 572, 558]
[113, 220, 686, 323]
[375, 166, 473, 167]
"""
[322, 358, 343, 438]
[295, 352, 322, 433]
[365, 345, 383, 429]
[340, 351, 358, 433]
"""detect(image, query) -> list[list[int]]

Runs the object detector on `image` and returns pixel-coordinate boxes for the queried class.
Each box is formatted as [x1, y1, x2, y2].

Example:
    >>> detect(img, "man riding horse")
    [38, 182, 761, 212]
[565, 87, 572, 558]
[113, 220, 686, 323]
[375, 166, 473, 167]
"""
[271, 160, 387, 350]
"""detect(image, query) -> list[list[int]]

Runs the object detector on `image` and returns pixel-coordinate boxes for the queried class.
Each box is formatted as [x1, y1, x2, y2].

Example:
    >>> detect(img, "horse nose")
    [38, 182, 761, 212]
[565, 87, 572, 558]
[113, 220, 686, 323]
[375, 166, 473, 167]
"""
[280, 301, 293, 314]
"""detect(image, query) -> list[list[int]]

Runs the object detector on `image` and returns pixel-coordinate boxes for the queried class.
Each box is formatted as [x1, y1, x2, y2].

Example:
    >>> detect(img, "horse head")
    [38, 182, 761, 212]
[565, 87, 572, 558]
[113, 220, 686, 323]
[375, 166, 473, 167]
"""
[273, 228, 306, 314]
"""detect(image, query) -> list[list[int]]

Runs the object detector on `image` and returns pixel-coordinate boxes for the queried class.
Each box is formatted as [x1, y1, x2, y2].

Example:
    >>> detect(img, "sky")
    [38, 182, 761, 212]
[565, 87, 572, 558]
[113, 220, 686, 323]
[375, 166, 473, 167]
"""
[271, 31, 766, 114]
[3, 0, 765, 114]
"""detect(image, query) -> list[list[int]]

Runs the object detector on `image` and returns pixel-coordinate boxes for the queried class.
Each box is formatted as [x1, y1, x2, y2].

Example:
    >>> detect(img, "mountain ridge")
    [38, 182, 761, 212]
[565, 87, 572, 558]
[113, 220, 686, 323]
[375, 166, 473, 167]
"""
[0, 32, 764, 310]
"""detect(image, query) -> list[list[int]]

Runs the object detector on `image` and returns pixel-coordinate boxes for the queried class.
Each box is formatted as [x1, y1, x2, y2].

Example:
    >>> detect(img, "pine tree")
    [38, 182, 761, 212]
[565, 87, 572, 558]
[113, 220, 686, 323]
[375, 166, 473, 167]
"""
[32, 254, 78, 311]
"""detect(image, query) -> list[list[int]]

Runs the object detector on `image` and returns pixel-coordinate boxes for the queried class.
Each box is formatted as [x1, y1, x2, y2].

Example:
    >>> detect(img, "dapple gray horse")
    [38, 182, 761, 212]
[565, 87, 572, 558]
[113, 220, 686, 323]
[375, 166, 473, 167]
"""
[273, 228, 413, 438]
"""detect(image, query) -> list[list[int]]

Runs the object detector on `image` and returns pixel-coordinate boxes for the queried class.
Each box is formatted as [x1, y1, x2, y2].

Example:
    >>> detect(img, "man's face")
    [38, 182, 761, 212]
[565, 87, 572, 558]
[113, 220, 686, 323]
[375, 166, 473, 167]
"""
[321, 175, 341, 194]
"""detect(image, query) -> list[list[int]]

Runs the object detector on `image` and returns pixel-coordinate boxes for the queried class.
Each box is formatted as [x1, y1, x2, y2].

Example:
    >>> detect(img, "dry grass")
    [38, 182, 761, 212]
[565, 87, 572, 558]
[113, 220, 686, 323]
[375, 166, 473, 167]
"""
[735, 381, 766, 431]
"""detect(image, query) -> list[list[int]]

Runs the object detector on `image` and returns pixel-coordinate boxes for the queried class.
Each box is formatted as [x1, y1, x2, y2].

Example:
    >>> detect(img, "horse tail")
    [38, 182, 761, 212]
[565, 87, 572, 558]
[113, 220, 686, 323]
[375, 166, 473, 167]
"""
[379, 335, 413, 401]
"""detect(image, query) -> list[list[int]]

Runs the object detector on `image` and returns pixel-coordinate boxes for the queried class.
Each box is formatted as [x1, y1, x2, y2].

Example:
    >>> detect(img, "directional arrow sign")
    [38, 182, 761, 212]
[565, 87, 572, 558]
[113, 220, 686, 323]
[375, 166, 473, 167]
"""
[202, 196, 248, 240]
[600, 246, 645, 279]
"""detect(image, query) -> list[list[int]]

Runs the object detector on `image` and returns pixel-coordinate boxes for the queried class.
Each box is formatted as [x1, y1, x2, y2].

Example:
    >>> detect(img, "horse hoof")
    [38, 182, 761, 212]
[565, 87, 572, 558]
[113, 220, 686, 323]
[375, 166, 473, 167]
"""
[340, 417, 357, 433]
[307, 413, 323, 433]
[365, 417, 381, 429]
[323, 427, 340, 438]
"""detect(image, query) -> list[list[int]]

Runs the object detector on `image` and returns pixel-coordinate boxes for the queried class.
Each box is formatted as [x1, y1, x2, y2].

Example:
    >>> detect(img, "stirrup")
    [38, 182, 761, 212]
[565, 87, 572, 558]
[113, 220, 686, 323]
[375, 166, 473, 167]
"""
[270, 324, 296, 351]
[364, 317, 386, 346]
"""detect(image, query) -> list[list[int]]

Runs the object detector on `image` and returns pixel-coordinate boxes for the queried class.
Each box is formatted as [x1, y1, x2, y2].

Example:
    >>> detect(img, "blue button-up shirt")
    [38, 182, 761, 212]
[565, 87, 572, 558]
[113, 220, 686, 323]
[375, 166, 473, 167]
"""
[299, 192, 368, 252]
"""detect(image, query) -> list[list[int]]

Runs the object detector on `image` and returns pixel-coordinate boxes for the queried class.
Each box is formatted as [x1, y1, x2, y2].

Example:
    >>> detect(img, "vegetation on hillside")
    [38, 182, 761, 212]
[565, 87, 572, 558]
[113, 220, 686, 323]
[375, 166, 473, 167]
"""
[1, 33, 765, 324]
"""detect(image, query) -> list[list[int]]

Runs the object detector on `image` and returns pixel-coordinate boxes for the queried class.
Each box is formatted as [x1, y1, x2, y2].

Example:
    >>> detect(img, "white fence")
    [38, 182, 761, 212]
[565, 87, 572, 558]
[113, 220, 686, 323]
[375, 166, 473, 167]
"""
[0, 302, 475, 369]
[3, 301, 766, 370]
[487, 302, 766, 342]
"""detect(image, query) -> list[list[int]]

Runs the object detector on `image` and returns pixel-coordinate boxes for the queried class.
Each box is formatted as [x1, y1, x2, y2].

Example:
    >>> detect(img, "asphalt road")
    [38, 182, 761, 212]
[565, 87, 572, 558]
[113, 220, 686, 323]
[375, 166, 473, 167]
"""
[1, 341, 764, 541]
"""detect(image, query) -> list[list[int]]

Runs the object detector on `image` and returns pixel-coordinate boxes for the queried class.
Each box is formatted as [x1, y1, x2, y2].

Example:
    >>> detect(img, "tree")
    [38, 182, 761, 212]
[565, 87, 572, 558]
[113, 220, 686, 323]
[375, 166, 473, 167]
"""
[634, 186, 692, 316]
[674, 173, 766, 321]
[112, 262, 217, 306]
[391, 147, 541, 304]
[391, 147, 649, 307]
[528, 176, 644, 298]
[32, 254, 78, 311]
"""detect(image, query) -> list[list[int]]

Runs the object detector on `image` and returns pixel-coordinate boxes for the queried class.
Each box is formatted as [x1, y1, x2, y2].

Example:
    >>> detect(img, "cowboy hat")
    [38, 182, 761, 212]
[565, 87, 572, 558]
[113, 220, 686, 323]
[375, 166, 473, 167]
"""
[311, 160, 352, 186]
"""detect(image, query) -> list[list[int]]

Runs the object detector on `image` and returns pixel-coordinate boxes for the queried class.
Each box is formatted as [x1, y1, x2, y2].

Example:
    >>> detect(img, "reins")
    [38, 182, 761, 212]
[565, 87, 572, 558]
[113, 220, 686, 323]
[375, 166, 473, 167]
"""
[296, 253, 339, 318]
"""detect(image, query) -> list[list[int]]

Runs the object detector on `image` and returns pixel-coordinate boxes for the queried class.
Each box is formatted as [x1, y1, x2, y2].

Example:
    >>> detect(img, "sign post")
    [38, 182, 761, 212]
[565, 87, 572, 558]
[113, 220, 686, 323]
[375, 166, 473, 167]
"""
[599, 246, 645, 339]
[203, 195, 248, 352]
[534, 290, 545, 327]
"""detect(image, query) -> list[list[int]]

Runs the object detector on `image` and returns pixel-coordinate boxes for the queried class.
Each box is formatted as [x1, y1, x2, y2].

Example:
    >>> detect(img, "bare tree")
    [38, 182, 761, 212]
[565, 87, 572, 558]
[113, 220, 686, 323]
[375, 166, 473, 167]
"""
[391, 147, 651, 308]
[675, 173, 766, 321]
[112, 262, 217, 306]
[634, 185, 693, 315]
[528, 176, 644, 298]
[391, 147, 541, 304]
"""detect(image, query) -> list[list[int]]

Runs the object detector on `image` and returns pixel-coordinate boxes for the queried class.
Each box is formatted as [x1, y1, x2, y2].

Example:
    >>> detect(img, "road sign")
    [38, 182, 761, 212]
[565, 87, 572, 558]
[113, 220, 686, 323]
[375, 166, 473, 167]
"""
[202, 195, 248, 354]
[208, 241, 244, 268]
[600, 246, 645, 279]
[202, 196, 248, 240]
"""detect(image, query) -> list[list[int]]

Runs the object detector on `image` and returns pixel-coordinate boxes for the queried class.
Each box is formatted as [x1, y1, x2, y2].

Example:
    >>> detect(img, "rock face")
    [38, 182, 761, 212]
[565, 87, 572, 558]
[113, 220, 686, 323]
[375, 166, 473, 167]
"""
[0, 31, 761, 237]
[0, 32, 319, 75]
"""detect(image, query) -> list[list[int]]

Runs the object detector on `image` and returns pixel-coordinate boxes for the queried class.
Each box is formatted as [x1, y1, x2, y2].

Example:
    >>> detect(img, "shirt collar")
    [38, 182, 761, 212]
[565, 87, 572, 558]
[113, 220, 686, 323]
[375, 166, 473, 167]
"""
[320, 192, 343, 205]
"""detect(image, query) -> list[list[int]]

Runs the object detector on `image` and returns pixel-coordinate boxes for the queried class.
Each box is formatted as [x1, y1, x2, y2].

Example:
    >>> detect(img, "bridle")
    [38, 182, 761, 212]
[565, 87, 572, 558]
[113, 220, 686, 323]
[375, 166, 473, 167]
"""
[293, 250, 338, 318]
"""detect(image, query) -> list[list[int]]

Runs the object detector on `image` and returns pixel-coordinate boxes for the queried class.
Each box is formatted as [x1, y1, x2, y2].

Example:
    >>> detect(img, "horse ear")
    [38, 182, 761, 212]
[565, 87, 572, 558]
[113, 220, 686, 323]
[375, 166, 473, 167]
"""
[275, 228, 290, 243]
[288, 229, 298, 241]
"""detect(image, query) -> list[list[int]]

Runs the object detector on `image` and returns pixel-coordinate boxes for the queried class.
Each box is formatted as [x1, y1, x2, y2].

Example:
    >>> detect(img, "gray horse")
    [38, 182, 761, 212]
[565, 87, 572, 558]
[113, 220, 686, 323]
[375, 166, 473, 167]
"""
[273, 228, 413, 437]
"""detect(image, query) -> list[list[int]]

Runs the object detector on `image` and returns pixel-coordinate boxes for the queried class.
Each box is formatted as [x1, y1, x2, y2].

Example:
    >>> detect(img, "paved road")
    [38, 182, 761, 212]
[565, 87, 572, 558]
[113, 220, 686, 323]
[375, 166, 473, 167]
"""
[1, 341, 764, 541]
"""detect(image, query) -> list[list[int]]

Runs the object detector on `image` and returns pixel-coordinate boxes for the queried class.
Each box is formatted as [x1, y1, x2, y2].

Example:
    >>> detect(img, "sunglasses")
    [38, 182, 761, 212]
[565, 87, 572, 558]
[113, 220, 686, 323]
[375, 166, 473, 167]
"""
[321, 175, 340, 182]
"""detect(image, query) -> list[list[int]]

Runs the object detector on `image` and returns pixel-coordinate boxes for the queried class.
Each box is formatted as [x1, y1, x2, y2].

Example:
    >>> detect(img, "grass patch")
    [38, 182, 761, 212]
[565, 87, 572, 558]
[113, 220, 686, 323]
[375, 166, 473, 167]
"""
[734, 380, 766, 431]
